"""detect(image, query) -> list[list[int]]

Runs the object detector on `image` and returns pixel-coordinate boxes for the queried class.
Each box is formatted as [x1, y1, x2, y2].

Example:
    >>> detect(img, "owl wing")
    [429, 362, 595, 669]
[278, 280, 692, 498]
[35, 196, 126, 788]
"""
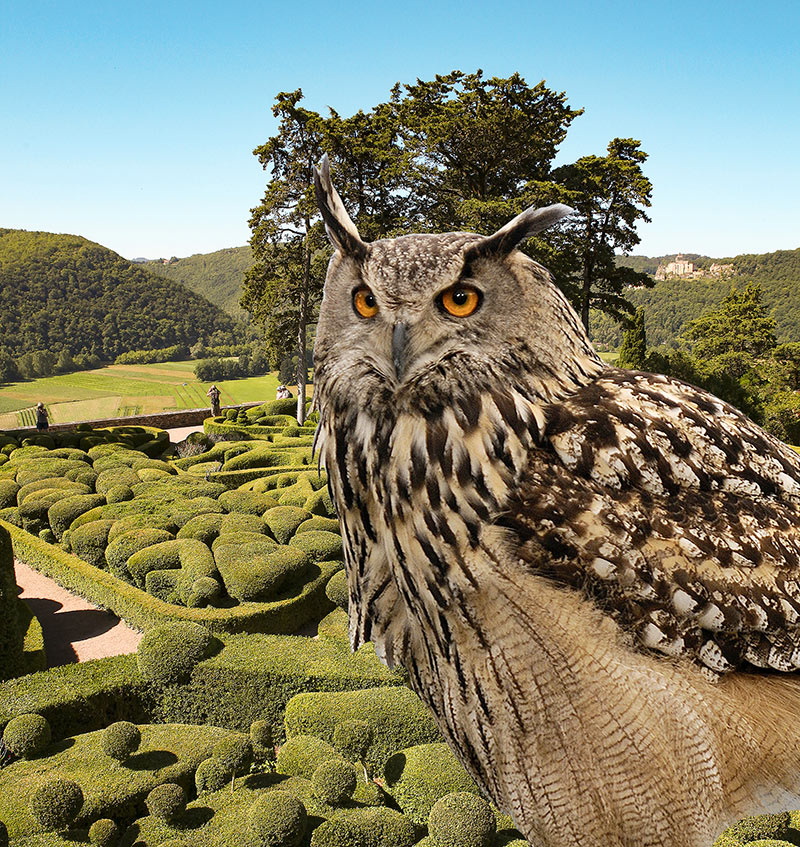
[500, 367, 800, 674]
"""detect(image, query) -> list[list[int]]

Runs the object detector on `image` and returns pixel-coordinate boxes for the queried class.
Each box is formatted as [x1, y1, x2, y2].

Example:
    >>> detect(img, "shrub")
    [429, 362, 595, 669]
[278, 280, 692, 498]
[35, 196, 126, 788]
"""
[105, 484, 133, 503]
[144, 568, 180, 601]
[101, 720, 141, 762]
[285, 687, 441, 777]
[333, 720, 372, 762]
[428, 792, 496, 847]
[212, 732, 253, 776]
[251, 718, 273, 750]
[30, 777, 84, 830]
[276, 734, 340, 780]
[383, 743, 480, 827]
[248, 791, 307, 847]
[105, 528, 174, 579]
[312, 758, 357, 805]
[95, 467, 140, 496]
[326, 570, 348, 611]
[187, 576, 223, 608]
[304, 487, 336, 518]
[48, 494, 105, 541]
[145, 782, 186, 822]
[176, 512, 224, 545]
[19, 489, 74, 529]
[289, 530, 343, 562]
[195, 756, 230, 793]
[70, 519, 115, 568]
[137, 621, 219, 683]
[297, 516, 340, 535]
[715, 813, 793, 846]
[3, 712, 51, 758]
[126, 538, 216, 594]
[264, 506, 313, 545]
[310, 809, 415, 847]
[0, 480, 19, 509]
[18, 477, 87, 504]
[219, 489, 278, 515]
[214, 542, 308, 602]
[221, 512, 269, 536]
[88, 818, 120, 847]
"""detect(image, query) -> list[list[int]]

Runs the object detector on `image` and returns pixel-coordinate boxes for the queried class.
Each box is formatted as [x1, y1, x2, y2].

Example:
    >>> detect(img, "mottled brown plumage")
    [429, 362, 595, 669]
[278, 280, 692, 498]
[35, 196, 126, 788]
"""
[312, 155, 800, 847]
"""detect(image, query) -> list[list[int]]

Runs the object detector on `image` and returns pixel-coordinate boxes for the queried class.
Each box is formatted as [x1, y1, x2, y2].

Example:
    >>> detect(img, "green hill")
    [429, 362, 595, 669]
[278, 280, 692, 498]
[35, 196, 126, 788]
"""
[593, 247, 800, 348]
[142, 246, 253, 317]
[0, 229, 241, 360]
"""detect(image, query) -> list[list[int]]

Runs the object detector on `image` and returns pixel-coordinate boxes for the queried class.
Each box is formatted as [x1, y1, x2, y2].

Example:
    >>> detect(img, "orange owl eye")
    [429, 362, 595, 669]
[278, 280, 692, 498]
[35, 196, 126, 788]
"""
[439, 285, 482, 318]
[353, 286, 378, 318]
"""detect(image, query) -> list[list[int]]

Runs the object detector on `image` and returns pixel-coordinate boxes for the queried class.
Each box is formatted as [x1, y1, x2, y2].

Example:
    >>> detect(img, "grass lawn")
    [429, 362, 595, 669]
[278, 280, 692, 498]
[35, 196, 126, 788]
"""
[0, 361, 283, 428]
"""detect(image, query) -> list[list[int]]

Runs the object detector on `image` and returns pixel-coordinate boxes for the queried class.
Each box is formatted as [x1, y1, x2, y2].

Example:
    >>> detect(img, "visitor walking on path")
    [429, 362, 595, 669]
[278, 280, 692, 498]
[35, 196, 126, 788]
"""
[206, 384, 221, 417]
[35, 402, 49, 431]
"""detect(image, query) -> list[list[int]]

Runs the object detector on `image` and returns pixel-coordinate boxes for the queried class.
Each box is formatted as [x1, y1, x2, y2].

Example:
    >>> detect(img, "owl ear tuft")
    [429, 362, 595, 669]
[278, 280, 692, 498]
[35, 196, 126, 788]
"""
[313, 155, 367, 260]
[465, 204, 574, 261]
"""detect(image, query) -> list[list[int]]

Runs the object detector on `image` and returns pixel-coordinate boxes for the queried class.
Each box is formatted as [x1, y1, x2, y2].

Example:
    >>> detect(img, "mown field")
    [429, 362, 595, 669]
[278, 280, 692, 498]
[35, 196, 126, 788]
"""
[0, 361, 282, 428]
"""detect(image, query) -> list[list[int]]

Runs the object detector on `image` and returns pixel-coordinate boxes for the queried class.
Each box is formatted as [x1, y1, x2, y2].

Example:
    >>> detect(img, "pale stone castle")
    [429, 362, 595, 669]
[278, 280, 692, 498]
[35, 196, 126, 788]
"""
[655, 255, 734, 280]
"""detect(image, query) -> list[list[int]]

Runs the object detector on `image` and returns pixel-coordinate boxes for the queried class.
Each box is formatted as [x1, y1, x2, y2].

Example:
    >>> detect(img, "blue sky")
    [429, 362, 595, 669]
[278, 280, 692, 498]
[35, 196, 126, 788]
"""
[2, 0, 798, 260]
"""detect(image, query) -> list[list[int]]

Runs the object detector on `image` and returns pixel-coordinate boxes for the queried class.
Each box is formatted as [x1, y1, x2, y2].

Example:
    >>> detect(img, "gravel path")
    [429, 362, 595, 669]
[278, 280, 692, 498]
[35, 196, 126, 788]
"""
[14, 560, 142, 666]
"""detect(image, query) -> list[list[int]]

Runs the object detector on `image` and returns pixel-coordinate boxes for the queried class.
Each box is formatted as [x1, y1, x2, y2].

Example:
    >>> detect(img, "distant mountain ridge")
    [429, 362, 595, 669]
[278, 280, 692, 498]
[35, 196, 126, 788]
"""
[594, 246, 800, 348]
[142, 246, 252, 318]
[0, 229, 240, 360]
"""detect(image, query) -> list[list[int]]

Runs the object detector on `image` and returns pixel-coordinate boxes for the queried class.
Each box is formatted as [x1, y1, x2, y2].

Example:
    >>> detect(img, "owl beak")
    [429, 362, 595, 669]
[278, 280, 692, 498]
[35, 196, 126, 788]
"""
[392, 322, 409, 381]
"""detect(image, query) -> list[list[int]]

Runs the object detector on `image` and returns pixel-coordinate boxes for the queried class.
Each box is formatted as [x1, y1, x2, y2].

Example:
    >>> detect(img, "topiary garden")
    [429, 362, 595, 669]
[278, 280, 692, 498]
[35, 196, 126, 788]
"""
[2, 404, 793, 845]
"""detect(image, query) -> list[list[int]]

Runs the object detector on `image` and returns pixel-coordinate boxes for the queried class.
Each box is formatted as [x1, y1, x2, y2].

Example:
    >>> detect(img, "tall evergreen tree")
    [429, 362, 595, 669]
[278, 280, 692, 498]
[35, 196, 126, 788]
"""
[616, 307, 647, 369]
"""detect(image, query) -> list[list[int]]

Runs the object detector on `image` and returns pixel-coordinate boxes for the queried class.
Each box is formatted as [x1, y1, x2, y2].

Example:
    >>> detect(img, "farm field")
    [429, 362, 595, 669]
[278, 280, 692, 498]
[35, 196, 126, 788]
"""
[0, 360, 282, 428]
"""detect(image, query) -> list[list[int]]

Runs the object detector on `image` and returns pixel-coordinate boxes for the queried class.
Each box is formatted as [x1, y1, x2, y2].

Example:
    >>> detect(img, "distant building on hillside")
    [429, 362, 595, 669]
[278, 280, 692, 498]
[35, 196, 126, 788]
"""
[655, 255, 734, 280]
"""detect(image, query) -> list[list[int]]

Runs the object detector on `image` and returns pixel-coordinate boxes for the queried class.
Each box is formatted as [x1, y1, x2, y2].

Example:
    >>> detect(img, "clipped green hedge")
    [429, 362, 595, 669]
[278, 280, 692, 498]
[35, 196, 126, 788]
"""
[2, 518, 339, 635]
[214, 542, 310, 602]
[284, 686, 441, 776]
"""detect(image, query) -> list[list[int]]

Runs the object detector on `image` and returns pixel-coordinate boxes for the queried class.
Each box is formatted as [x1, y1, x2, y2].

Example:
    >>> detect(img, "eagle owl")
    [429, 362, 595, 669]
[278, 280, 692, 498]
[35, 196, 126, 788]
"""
[312, 155, 800, 847]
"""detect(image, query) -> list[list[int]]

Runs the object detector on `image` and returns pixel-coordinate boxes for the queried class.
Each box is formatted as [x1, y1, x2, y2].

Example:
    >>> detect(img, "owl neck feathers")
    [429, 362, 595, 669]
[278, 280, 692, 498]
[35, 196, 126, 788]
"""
[318, 348, 605, 666]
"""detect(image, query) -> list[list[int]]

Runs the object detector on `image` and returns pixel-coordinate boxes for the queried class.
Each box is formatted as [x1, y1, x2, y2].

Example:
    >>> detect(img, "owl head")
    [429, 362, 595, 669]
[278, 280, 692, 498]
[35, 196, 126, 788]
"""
[313, 156, 602, 414]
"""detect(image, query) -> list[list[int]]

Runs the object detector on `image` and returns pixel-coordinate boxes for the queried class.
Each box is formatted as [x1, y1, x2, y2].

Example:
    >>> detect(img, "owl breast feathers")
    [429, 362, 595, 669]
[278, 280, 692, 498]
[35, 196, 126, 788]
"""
[311, 155, 800, 847]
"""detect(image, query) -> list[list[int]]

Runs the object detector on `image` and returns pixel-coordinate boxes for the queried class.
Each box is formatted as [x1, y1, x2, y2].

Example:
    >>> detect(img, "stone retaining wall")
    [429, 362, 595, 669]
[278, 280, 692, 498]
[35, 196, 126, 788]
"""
[4, 402, 262, 436]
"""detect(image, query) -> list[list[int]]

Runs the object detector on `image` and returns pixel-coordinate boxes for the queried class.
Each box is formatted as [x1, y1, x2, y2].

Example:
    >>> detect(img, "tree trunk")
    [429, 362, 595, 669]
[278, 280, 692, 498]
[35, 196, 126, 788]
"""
[581, 262, 592, 331]
[296, 240, 310, 425]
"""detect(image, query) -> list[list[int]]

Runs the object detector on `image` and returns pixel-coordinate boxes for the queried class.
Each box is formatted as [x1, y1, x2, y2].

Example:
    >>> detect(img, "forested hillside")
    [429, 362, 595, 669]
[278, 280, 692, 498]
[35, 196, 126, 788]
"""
[141, 246, 252, 317]
[0, 229, 240, 360]
[593, 247, 800, 348]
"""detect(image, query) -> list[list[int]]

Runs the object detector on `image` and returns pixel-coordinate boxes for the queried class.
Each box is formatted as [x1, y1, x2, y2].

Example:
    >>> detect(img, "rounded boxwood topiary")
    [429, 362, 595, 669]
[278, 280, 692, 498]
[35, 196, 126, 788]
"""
[3, 713, 51, 759]
[428, 792, 496, 847]
[250, 719, 273, 751]
[312, 759, 357, 805]
[186, 575, 222, 608]
[88, 818, 120, 847]
[212, 733, 253, 776]
[105, 484, 134, 504]
[196, 756, 231, 794]
[145, 782, 186, 822]
[248, 791, 307, 847]
[101, 721, 141, 762]
[276, 735, 339, 780]
[325, 570, 348, 611]
[137, 621, 218, 683]
[30, 777, 84, 831]
[333, 720, 372, 762]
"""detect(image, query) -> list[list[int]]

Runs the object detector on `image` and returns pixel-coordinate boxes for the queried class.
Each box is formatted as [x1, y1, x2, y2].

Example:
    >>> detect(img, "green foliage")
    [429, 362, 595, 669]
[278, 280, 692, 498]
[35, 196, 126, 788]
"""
[142, 247, 253, 318]
[69, 519, 115, 569]
[285, 686, 440, 775]
[88, 818, 120, 847]
[248, 791, 307, 847]
[47, 494, 105, 541]
[195, 756, 230, 794]
[212, 732, 253, 776]
[309, 808, 416, 847]
[213, 541, 309, 602]
[714, 813, 794, 847]
[333, 720, 372, 762]
[145, 782, 187, 822]
[114, 344, 189, 365]
[29, 777, 84, 831]
[2, 712, 51, 758]
[617, 307, 647, 369]
[0, 229, 240, 362]
[312, 759, 358, 805]
[265, 506, 313, 545]
[136, 621, 219, 684]
[289, 530, 342, 561]
[383, 743, 481, 827]
[427, 792, 496, 847]
[277, 735, 340, 779]
[101, 720, 141, 762]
